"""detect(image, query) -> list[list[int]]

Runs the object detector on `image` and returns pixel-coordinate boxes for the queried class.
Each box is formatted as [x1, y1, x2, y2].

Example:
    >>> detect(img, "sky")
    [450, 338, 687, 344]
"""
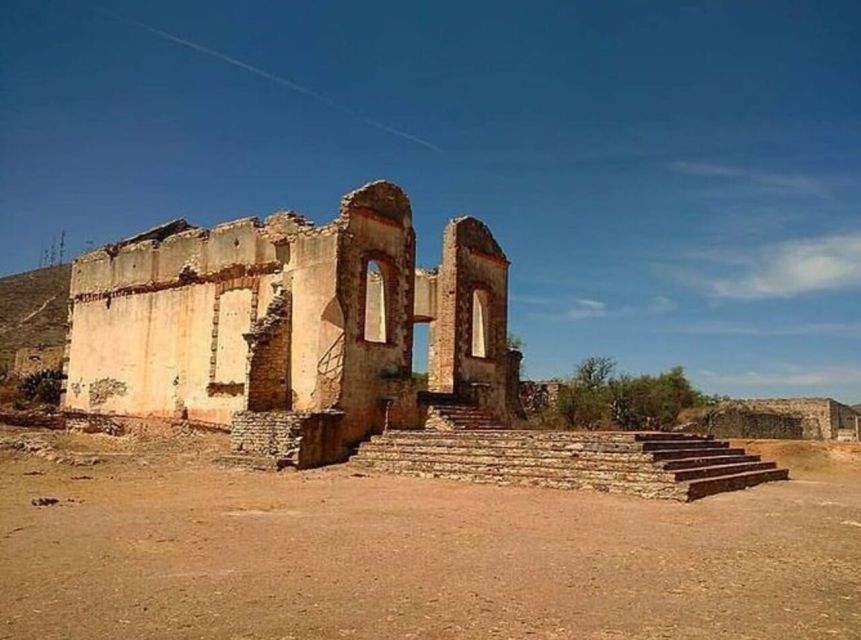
[1, 1, 860, 402]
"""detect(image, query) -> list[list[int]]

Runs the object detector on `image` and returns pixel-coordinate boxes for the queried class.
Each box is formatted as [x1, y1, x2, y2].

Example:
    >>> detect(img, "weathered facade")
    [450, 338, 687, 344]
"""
[732, 398, 859, 441]
[63, 181, 519, 466]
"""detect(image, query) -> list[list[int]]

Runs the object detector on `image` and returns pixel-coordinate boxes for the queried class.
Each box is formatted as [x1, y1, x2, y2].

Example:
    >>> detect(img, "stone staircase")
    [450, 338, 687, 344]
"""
[351, 430, 789, 501]
[422, 393, 502, 431]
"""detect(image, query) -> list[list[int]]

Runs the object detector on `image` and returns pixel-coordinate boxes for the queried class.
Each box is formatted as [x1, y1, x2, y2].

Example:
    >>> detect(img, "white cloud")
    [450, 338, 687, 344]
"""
[566, 299, 607, 320]
[669, 161, 828, 197]
[673, 321, 861, 337]
[710, 232, 861, 299]
[646, 296, 678, 314]
[698, 366, 861, 387]
[525, 296, 677, 321]
[509, 294, 556, 305]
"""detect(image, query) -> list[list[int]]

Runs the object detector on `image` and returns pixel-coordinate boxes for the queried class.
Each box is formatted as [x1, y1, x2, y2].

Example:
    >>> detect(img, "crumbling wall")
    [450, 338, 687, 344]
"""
[284, 228, 341, 411]
[335, 181, 417, 442]
[833, 401, 859, 431]
[704, 406, 804, 439]
[230, 410, 344, 468]
[244, 291, 291, 411]
[430, 217, 511, 423]
[737, 398, 845, 440]
[64, 214, 297, 425]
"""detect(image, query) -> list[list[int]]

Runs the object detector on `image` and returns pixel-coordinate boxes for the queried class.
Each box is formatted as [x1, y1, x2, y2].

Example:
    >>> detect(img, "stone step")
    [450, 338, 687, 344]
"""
[684, 468, 790, 500]
[356, 449, 668, 473]
[359, 440, 654, 461]
[670, 461, 777, 482]
[351, 430, 789, 501]
[368, 435, 646, 453]
[633, 432, 715, 441]
[374, 430, 649, 444]
[353, 457, 674, 484]
[380, 429, 715, 444]
[434, 410, 494, 419]
[641, 440, 728, 451]
[433, 405, 487, 413]
[352, 461, 686, 500]
[660, 454, 761, 470]
[649, 447, 747, 460]
[431, 417, 498, 425]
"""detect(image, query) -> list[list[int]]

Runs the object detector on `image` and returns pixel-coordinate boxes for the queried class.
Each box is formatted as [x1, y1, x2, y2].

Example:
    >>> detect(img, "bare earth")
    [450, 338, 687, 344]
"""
[1, 426, 859, 640]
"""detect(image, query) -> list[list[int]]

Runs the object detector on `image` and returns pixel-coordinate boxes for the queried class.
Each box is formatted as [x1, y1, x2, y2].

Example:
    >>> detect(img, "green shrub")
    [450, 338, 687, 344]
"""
[553, 357, 709, 430]
[19, 369, 63, 406]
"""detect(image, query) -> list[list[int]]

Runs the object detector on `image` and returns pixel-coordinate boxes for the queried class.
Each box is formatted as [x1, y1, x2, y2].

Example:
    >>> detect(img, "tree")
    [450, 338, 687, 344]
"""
[553, 357, 708, 431]
[574, 356, 615, 390]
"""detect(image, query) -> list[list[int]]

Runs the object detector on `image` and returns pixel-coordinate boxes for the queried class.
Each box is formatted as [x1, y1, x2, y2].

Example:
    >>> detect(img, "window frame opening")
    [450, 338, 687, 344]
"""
[362, 258, 390, 344]
[470, 288, 491, 358]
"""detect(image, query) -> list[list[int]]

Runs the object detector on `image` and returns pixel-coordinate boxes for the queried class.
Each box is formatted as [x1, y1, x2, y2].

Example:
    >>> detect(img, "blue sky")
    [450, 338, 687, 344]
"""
[2, 1, 860, 402]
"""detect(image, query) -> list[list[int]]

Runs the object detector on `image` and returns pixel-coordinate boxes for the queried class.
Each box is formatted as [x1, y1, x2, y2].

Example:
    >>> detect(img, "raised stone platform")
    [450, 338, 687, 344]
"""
[350, 430, 790, 501]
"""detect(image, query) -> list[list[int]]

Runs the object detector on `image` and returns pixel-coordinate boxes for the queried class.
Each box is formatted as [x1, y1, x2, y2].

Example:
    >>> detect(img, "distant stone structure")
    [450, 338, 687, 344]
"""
[703, 398, 859, 441]
[63, 181, 520, 467]
[13, 345, 64, 378]
[519, 379, 565, 415]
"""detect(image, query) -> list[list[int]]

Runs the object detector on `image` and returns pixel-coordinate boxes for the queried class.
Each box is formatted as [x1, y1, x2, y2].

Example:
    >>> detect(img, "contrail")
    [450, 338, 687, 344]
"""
[108, 14, 443, 154]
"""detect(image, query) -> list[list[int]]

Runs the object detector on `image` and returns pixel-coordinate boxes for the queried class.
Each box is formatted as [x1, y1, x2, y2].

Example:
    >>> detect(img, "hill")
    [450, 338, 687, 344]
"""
[0, 264, 71, 371]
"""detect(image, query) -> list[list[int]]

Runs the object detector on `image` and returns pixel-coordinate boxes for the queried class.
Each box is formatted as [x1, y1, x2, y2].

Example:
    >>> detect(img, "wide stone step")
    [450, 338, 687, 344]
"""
[358, 444, 657, 468]
[633, 432, 715, 442]
[434, 406, 489, 414]
[650, 447, 746, 460]
[360, 439, 652, 457]
[375, 430, 648, 444]
[352, 461, 686, 500]
[641, 440, 728, 451]
[368, 435, 645, 453]
[381, 430, 716, 445]
[670, 461, 777, 482]
[356, 449, 666, 472]
[350, 430, 788, 501]
[353, 457, 674, 484]
[660, 454, 761, 470]
[684, 468, 790, 500]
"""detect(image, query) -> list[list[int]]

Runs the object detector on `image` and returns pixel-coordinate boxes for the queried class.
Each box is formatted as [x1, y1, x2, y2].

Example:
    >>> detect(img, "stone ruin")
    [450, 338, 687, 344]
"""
[62, 181, 521, 467]
[700, 398, 860, 442]
[60, 180, 793, 499]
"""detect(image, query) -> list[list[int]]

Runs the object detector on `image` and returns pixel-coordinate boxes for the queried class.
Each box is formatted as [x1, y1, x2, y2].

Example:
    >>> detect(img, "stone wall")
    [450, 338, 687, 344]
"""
[63, 180, 516, 459]
[230, 409, 345, 468]
[430, 217, 512, 423]
[245, 291, 291, 411]
[737, 398, 856, 440]
[704, 406, 804, 440]
[230, 410, 305, 463]
[64, 214, 295, 425]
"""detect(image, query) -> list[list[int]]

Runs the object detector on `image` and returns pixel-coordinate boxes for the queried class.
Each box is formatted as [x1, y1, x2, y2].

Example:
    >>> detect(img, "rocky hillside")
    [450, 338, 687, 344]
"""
[0, 264, 71, 371]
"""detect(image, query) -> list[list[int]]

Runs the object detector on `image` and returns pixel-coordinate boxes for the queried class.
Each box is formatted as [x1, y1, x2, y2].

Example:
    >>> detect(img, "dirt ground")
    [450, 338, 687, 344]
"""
[1, 426, 859, 640]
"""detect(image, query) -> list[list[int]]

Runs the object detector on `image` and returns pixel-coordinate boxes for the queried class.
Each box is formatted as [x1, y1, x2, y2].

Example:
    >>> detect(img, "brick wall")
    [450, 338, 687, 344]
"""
[705, 407, 804, 439]
[230, 410, 305, 461]
[230, 409, 346, 468]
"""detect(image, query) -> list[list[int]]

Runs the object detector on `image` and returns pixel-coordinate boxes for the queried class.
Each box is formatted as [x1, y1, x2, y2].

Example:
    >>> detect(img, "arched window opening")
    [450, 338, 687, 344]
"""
[364, 260, 388, 343]
[471, 289, 490, 358]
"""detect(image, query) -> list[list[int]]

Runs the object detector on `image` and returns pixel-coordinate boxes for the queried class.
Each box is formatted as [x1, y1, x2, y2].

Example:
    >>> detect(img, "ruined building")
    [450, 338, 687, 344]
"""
[63, 181, 520, 466]
[61, 180, 791, 500]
